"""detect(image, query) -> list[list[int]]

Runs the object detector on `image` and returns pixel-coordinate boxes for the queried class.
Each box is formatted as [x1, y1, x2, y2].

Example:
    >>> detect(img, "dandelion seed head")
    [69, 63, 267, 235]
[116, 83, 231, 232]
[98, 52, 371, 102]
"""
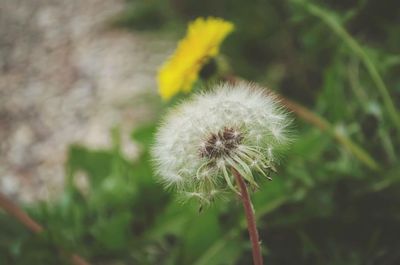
[152, 82, 291, 202]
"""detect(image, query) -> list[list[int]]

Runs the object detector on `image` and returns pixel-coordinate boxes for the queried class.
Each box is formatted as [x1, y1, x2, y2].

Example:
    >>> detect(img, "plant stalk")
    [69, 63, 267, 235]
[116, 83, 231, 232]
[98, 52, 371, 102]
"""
[223, 74, 380, 171]
[232, 168, 264, 265]
[0, 192, 90, 265]
[293, 0, 400, 132]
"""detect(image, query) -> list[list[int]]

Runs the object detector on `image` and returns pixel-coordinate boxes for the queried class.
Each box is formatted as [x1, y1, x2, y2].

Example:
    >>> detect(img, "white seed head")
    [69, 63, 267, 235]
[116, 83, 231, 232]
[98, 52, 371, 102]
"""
[152, 82, 291, 203]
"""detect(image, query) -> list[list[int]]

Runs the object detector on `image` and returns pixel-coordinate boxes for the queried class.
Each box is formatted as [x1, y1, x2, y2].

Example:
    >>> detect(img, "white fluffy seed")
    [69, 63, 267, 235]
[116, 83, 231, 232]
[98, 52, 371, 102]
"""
[152, 82, 291, 203]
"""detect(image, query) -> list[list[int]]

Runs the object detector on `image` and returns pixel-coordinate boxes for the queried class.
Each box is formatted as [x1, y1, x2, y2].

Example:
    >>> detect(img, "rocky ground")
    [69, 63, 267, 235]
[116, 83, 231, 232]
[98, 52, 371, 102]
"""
[0, 0, 170, 203]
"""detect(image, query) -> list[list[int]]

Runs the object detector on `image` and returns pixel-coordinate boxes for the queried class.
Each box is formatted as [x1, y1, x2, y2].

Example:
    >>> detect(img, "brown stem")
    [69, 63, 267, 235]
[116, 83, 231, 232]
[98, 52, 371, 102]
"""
[0, 193, 43, 233]
[0, 192, 90, 265]
[232, 168, 264, 265]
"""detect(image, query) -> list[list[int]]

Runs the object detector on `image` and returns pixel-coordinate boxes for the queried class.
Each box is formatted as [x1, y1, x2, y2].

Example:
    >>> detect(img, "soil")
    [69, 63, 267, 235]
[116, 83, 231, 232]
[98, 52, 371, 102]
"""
[0, 0, 171, 203]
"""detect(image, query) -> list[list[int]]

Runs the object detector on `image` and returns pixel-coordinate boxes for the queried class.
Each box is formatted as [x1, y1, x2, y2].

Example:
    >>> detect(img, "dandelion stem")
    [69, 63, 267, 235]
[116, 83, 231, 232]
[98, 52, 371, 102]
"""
[0, 192, 91, 265]
[231, 168, 264, 265]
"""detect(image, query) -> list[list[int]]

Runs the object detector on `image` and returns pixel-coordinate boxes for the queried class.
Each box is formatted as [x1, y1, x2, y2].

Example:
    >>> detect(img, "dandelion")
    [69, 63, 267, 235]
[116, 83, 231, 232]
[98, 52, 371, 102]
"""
[152, 82, 291, 265]
[153, 82, 290, 201]
[157, 17, 234, 101]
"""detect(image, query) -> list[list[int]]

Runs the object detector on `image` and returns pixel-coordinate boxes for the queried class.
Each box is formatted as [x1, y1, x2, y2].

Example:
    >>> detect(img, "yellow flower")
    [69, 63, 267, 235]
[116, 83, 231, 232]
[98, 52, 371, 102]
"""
[157, 17, 234, 100]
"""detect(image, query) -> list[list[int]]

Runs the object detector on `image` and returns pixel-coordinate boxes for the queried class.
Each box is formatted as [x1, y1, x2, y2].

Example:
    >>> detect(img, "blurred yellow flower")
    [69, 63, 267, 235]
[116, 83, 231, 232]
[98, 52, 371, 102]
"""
[157, 17, 234, 100]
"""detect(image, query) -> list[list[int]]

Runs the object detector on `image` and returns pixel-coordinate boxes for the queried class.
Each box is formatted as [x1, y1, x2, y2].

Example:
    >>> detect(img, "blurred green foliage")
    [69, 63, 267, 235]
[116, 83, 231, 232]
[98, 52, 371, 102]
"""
[2, 0, 400, 264]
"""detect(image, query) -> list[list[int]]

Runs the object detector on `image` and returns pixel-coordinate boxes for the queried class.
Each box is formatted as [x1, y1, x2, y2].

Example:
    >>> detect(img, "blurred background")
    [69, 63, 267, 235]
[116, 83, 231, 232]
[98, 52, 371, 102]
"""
[1, 0, 400, 264]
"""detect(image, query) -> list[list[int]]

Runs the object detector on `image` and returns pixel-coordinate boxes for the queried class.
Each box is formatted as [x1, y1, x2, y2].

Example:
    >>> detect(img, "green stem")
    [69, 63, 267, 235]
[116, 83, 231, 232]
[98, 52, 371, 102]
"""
[293, 0, 400, 132]
[279, 96, 380, 170]
[223, 75, 380, 171]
